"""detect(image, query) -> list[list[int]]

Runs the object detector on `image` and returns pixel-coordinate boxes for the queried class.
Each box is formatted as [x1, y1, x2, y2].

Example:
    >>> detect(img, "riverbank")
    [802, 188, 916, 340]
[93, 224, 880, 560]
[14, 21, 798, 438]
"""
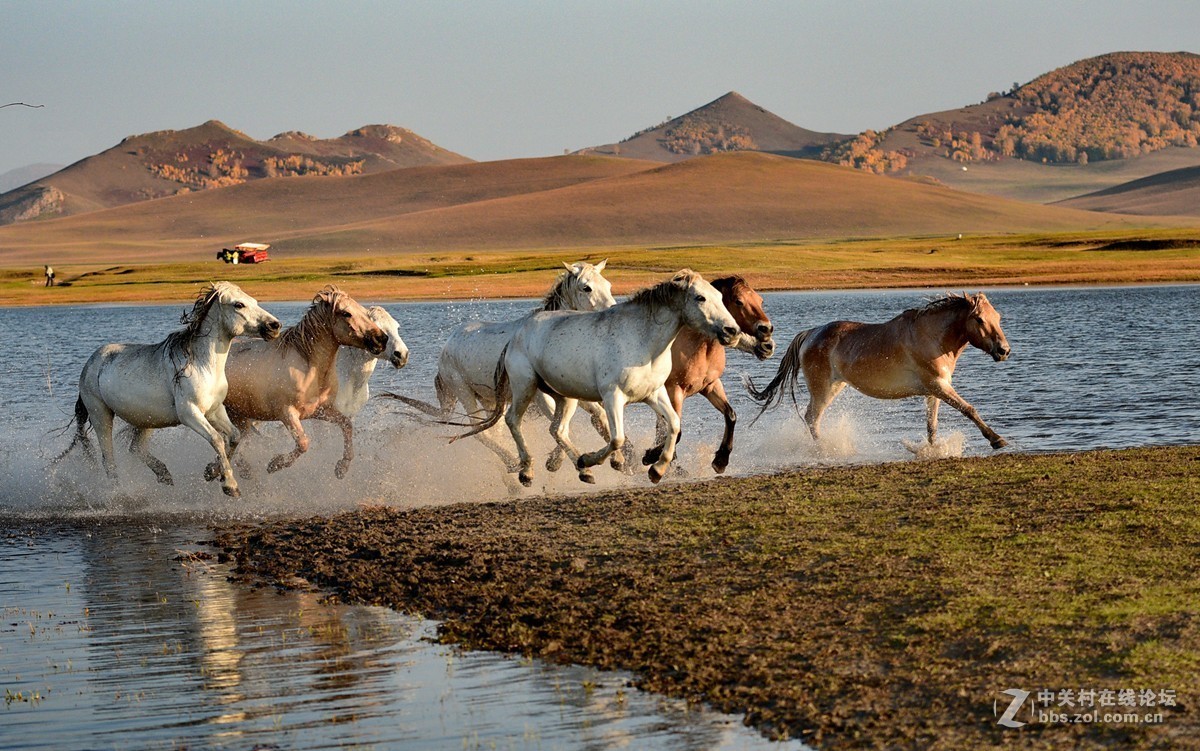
[4, 229, 1200, 307]
[213, 445, 1200, 750]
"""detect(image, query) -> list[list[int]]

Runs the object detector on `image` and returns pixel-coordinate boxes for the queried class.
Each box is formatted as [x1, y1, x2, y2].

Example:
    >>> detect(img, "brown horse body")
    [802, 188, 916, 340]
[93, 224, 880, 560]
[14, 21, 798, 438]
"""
[211, 286, 387, 480]
[643, 276, 774, 473]
[748, 293, 1011, 449]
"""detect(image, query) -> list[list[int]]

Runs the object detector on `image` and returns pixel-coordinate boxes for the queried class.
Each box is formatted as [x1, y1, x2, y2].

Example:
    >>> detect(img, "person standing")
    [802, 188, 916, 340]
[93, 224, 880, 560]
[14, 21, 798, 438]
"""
[44, 265, 54, 287]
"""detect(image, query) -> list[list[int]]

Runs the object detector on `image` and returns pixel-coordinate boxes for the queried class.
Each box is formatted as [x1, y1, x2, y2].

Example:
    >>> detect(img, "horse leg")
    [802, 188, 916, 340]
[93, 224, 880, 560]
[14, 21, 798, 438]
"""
[703, 380, 737, 474]
[206, 412, 251, 481]
[644, 387, 680, 484]
[930, 381, 1007, 449]
[268, 409, 310, 474]
[83, 397, 118, 481]
[925, 396, 940, 444]
[805, 380, 846, 442]
[312, 406, 354, 479]
[577, 389, 627, 472]
[129, 428, 173, 485]
[548, 398, 595, 483]
[459, 389, 519, 472]
[178, 404, 239, 497]
[537, 392, 567, 473]
[504, 372, 539, 487]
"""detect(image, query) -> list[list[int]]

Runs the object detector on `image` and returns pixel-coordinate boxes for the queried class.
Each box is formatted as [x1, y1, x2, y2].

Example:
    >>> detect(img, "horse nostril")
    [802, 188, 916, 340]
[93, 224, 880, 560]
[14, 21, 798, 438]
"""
[757, 322, 773, 337]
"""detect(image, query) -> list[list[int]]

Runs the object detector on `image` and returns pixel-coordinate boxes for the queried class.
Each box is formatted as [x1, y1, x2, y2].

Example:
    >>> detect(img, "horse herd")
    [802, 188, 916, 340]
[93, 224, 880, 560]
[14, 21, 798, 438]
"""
[55, 262, 1012, 497]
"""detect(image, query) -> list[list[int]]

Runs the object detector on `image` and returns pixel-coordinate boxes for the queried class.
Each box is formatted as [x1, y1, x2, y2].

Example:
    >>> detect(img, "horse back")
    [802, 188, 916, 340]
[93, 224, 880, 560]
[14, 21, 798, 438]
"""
[83, 342, 185, 428]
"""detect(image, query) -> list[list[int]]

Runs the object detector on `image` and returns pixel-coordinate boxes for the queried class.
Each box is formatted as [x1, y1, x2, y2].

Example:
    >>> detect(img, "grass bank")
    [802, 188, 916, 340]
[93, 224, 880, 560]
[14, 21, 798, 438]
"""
[4, 229, 1200, 307]
[213, 445, 1200, 750]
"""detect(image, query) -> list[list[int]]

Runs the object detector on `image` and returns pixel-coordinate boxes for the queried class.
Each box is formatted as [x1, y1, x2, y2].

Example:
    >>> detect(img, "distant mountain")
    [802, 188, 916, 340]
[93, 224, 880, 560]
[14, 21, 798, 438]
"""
[578, 92, 849, 162]
[0, 120, 472, 225]
[824, 51, 1200, 203]
[0, 163, 62, 193]
[1055, 164, 1200, 216]
[0, 151, 1153, 265]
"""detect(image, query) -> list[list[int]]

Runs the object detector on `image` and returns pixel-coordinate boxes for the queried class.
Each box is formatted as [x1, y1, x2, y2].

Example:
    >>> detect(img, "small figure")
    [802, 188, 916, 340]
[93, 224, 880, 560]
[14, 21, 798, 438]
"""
[44, 265, 54, 287]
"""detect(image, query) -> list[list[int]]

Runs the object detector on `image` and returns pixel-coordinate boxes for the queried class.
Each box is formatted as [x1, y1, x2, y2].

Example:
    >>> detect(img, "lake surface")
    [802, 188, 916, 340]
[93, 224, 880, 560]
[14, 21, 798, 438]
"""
[2, 284, 1198, 749]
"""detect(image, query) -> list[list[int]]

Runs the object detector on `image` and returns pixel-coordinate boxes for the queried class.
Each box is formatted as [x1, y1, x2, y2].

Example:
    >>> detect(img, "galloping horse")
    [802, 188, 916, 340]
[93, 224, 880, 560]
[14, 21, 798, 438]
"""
[60, 282, 281, 497]
[213, 285, 387, 480]
[746, 292, 1011, 449]
[386, 261, 615, 466]
[460, 270, 739, 486]
[641, 275, 775, 474]
[333, 306, 409, 418]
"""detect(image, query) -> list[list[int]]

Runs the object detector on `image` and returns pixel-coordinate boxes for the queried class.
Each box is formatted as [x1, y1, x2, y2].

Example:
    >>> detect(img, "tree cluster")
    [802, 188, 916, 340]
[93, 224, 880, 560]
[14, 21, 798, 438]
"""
[660, 117, 757, 156]
[820, 129, 910, 174]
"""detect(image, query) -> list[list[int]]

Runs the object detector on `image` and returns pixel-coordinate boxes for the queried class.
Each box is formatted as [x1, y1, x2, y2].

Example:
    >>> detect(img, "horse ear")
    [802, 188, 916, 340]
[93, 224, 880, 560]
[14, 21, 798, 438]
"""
[595, 259, 607, 272]
[672, 268, 694, 283]
[562, 261, 574, 273]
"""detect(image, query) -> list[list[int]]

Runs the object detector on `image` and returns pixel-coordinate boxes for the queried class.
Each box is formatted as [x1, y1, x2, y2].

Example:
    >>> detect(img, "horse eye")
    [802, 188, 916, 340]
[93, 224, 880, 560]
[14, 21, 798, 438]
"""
[233, 301, 245, 309]
[342, 310, 353, 318]
[973, 315, 984, 324]
[695, 294, 706, 303]
[581, 285, 591, 293]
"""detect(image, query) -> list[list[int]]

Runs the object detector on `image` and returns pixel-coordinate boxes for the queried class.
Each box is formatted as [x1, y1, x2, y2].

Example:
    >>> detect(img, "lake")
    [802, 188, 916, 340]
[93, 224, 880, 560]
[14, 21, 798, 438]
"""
[2, 284, 1198, 749]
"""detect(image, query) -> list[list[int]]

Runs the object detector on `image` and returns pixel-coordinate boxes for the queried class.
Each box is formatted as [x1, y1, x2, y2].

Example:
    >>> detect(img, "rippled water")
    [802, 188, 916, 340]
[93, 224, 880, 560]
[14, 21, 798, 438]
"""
[1, 284, 1198, 749]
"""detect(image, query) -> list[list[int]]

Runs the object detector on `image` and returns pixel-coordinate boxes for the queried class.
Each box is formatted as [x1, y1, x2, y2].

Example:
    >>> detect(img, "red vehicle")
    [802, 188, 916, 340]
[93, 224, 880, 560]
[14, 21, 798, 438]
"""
[217, 242, 271, 264]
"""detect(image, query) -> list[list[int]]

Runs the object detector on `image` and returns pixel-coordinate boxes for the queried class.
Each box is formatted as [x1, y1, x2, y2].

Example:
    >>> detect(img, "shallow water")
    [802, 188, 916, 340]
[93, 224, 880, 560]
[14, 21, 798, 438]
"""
[2, 284, 1198, 748]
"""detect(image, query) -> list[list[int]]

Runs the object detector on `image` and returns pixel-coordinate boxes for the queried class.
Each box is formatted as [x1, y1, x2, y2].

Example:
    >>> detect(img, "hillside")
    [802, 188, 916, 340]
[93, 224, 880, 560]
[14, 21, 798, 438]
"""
[0, 120, 472, 225]
[579, 92, 848, 162]
[0, 151, 1168, 265]
[0, 163, 61, 193]
[1056, 164, 1200, 216]
[836, 51, 1200, 203]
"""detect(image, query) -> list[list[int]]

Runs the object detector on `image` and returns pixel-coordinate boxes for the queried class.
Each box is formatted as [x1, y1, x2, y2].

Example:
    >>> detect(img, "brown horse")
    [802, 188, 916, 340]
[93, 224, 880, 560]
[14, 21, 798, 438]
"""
[746, 292, 1011, 449]
[207, 285, 388, 481]
[642, 275, 775, 473]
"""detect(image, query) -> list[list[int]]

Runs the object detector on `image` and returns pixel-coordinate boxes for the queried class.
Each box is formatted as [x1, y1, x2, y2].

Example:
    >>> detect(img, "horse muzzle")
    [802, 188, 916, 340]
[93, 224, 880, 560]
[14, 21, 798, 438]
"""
[754, 337, 776, 360]
[390, 349, 409, 369]
[260, 319, 282, 340]
[991, 344, 1011, 362]
[365, 331, 388, 355]
[716, 325, 739, 346]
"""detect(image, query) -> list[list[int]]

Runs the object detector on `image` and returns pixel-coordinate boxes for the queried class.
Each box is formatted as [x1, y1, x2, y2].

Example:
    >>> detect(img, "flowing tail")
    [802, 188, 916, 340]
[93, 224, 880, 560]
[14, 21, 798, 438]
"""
[450, 343, 510, 442]
[743, 328, 813, 424]
[50, 396, 96, 465]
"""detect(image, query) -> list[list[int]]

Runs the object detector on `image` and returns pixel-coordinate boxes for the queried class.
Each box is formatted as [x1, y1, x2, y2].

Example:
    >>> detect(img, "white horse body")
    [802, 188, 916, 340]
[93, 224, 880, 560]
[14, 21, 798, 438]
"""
[465, 270, 739, 487]
[66, 282, 281, 497]
[333, 306, 409, 417]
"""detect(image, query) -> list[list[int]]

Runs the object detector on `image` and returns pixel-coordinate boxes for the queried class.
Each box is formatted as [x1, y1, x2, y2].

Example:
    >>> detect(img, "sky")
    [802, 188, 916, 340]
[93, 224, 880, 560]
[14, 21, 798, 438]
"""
[3, 0, 1199, 178]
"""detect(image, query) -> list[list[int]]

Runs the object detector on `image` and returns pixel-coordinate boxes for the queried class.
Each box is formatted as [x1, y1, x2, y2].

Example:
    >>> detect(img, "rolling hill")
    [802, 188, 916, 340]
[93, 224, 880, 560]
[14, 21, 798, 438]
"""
[0, 151, 1167, 265]
[0, 120, 472, 225]
[1056, 164, 1200, 216]
[578, 92, 848, 162]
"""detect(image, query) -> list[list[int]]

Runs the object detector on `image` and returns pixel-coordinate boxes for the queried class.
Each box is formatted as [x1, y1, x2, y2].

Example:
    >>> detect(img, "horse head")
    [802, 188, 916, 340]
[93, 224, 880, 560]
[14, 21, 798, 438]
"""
[559, 259, 616, 311]
[673, 270, 739, 346]
[712, 276, 774, 359]
[367, 306, 409, 369]
[317, 286, 388, 355]
[208, 281, 281, 341]
[963, 293, 1011, 362]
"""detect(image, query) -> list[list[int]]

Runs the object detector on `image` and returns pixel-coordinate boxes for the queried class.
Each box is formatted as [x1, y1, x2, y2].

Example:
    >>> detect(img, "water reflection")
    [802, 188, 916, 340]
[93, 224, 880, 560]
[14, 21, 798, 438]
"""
[0, 521, 804, 750]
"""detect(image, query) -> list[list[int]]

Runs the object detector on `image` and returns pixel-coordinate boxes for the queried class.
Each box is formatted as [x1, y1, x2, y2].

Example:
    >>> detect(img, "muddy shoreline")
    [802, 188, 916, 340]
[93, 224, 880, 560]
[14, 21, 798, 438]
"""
[213, 446, 1200, 749]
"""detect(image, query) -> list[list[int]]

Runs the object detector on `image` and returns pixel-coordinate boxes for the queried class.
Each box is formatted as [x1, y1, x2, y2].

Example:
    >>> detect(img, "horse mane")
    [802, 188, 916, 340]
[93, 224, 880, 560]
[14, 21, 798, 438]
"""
[903, 292, 979, 321]
[277, 285, 344, 361]
[710, 275, 748, 295]
[160, 282, 225, 382]
[627, 270, 699, 313]
[540, 269, 579, 312]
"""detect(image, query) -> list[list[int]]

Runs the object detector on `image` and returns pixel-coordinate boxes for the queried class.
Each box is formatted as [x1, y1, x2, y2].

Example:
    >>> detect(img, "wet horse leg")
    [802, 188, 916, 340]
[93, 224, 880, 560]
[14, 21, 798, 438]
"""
[504, 368, 540, 487]
[702, 379, 737, 474]
[548, 397, 595, 483]
[925, 396, 940, 444]
[644, 388, 680, 484]
[804, 378, 846, 442]
[268, 408, 310, 473]
[578, 388, 627, 473]
[129, 428, 173, 485]
[642, 385, 685, 467]
[929, 381, 1006, 449]
[460, 389, 520, 473]
[312, 405, 354, 479]
[179, 403, 239, 497]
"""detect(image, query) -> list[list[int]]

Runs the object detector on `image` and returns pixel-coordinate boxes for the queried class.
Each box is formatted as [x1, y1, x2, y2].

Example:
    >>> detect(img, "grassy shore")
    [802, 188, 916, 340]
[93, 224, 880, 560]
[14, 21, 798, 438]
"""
[213, 446, 1200, 750]
[4, 229, 1200, 306]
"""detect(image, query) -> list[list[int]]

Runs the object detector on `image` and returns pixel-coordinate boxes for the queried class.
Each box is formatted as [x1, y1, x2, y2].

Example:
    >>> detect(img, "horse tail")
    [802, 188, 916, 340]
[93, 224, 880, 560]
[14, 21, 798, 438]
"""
[743, 327, 813, 424]
[50, 396, 96, 465]
[433, 372, 454, 415]
[374, 391, 446, 417]
[450, 343, 510, 442]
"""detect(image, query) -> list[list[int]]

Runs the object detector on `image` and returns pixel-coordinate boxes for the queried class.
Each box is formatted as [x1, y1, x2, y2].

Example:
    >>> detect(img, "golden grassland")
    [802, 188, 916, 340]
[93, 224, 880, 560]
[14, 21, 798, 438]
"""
[3, 228, 1200, 307]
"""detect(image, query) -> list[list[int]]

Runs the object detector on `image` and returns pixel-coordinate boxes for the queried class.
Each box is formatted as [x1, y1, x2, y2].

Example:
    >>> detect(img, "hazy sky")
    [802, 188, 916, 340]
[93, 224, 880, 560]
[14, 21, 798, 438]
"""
[3, 1, 1198, 177]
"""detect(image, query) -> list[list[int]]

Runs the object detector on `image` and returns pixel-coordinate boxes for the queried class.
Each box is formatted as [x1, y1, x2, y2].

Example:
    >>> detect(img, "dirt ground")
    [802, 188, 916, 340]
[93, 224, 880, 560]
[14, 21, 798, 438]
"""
[213, 446, 1200, 750]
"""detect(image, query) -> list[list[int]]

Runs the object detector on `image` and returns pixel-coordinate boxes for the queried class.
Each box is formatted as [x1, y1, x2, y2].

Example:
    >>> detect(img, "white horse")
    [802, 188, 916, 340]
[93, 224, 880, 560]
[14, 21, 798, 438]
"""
[59, 282, 281, 497]
[460, 270, 739, 486]
[387, 261, 615, 466]
[333, 306, 409, 417]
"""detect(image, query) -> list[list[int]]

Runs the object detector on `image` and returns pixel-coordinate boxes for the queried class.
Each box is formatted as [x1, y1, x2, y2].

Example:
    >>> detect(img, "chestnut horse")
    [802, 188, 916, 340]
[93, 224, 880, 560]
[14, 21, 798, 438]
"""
[210, 286, 387, 481]
[641, 275, 775, 474]
[746, 292, 1011, 449]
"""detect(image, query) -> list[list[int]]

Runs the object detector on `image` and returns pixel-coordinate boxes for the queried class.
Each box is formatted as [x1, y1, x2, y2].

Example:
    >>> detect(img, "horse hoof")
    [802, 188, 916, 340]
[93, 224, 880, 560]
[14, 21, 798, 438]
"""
[578, 470, 596, 484]
[222, 485, 240, 498]
[546, 454, 563, 472]
[157, 474, 175, 486]
[335, 460, 350, 479]
[991, 437, 1008, 450]
[609, 455, 624, 471]
[712, 451, 730, 474]
[204, 463, 220, 482]
[519, 472, 534, 487]
[642, 447, 661, 466]
[648, 466, 664, 484]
